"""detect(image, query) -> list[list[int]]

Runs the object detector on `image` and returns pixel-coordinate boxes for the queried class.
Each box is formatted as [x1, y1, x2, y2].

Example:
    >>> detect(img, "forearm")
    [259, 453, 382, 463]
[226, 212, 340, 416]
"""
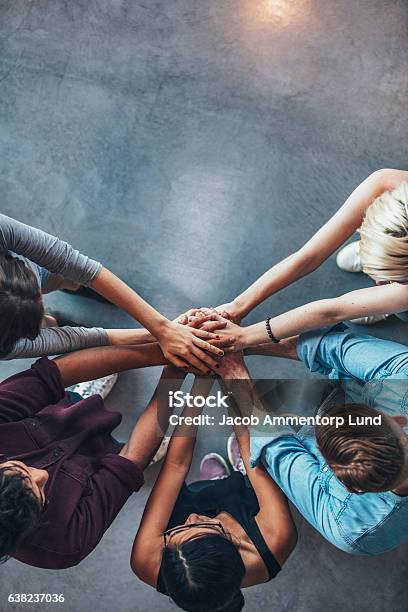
[241, 282, 408, 346]
[106, 328, 156, 345]
[164, 377, 214, 469]
[120, 367, 186, 470]
[234, 251, 320, 319]
[241, 299, 341, 346]
[91, 267, 170, 338]
[54, 342, 166, 387]
[220, 365, 256, 471]
[244, 336, 299, 360]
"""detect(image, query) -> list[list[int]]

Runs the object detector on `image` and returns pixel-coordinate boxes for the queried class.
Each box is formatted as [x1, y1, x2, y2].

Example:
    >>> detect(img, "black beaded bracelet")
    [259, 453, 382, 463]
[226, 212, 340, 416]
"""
[266, 317, 280, 343]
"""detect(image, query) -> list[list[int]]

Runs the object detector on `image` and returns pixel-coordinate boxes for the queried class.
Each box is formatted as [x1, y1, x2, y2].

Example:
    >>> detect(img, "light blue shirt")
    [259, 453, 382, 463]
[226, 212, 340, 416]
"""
[250, 325, 408, 555]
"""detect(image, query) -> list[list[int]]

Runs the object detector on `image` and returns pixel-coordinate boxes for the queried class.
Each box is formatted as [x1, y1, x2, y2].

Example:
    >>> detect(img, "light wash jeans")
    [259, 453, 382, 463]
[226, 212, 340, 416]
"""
[250, 324, 408, 555]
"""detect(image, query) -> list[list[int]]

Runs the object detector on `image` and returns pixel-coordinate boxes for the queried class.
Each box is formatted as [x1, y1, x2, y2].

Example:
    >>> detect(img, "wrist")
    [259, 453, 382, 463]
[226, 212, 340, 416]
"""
[233, 296, 250, 320]
[153, 317, 173, 340]
[237, 326, 250, 350]
[220, 360, 249, 380]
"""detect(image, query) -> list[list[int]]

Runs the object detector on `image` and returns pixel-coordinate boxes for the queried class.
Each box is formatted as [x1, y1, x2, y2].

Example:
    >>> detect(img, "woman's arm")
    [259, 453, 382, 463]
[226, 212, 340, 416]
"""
[0, 214, 230, 372]
[239, 281, 408, 347]
[218, 354, 297, 565]
[216, 169, 408, 321]
[131, 376, 214, 585]
[91, 268, 230, 374]
[203, 282, 408, 348]
[53, 341, 166, 387]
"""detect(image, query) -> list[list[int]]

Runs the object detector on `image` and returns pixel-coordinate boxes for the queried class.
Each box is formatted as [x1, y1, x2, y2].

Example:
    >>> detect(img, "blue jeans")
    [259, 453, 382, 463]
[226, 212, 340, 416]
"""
[250, 325, 408, 555]
[297, 323, 408, 417]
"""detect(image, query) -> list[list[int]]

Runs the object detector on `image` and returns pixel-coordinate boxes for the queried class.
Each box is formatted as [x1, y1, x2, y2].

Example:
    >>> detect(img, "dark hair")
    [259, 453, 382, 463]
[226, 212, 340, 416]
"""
[0, 467, 42, 563]
[161, 535, 245, 612]
[0, 251, 44, 357]
[316, 403, 405, 493]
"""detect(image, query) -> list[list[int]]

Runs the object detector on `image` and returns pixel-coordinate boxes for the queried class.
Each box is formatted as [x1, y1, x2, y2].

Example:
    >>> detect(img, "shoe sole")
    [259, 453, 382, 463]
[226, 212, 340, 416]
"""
[227, 433, 236, 467]
[200, 452, 231, 477]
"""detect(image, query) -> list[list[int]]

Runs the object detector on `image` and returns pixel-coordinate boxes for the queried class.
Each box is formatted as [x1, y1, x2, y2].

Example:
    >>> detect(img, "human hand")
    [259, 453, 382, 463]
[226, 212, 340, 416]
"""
[157, 319, 234, 375]
[214, 301, 243, 323]
[178, 304, 243, 324]
[189, 313, 246, 352]
[173, 308, 202, 325]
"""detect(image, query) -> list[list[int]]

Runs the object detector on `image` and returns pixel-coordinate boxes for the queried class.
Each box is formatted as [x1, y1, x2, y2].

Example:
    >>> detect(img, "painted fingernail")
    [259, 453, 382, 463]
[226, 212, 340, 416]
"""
[215, 364, 220, 368]
[218, 351, 224, 356]
[216, 335, 220, 339]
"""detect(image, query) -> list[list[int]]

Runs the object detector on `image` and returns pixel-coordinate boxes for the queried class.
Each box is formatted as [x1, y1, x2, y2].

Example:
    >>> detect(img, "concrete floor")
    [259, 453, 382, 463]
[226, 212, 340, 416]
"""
[0, 1, 408, 611]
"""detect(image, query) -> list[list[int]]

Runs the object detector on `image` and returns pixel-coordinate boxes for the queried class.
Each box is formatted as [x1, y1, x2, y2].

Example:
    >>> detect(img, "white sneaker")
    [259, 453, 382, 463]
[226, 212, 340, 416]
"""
[336, 241, 363, 273]
[227, 432, 246, 475]
[149, 436, 171, 466]
[68, 373, 118, 399]
[350, 314, 389, 325]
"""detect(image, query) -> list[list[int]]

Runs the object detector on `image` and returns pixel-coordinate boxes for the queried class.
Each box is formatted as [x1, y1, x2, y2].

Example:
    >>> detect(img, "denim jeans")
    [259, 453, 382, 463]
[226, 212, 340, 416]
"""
[250, 324, 408, 555]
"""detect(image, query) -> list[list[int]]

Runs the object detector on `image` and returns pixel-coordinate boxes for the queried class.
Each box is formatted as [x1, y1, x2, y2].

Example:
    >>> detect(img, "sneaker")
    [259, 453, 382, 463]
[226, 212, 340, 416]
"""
[336, 241, 363, 273]
[199, 453, 231, 480]
[150, 436, 171, 466]
[68, 373, 118, 400]
[349, 314, 389, 325]
[227, 433, 246, 475]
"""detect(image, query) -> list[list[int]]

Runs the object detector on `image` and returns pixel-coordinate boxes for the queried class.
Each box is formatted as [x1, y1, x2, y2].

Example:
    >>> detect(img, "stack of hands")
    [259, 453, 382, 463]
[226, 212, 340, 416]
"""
[168, 306, 244, 375]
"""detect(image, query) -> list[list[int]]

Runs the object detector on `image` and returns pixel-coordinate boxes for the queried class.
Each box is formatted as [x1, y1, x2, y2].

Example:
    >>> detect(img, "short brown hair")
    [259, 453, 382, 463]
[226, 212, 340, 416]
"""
[316, 403, 405, 493]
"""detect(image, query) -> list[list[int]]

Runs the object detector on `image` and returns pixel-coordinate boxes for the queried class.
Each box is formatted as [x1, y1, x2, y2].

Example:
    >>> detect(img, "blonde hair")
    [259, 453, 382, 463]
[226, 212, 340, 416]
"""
[359, 182, 408, 282]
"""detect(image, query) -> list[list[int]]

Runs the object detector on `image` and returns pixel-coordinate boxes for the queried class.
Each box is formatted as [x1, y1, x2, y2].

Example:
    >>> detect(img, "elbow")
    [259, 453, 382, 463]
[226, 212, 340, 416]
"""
[310, 298, 346, 326]
[292, 248, 322, 276]
[130, 557, 140, 578]
[130, 551, 147, 582]
[370, 168, 407, 191]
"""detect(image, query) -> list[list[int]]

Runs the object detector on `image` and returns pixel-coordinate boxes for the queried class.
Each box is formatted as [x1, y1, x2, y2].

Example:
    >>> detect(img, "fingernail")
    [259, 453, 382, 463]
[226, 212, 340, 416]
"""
[215, 364, 220, 368]
[218, 351, 224, 356]
[207, 370, 211, 374]
[216, 335, 220, 339]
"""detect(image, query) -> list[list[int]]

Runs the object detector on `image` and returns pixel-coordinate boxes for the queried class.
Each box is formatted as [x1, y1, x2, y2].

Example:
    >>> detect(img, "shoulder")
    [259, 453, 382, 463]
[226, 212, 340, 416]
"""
[371, 168, 408, 191]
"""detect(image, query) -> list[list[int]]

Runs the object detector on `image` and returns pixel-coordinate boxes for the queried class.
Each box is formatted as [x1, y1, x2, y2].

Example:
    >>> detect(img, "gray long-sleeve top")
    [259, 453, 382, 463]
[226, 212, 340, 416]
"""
[0, 214, 109, 359]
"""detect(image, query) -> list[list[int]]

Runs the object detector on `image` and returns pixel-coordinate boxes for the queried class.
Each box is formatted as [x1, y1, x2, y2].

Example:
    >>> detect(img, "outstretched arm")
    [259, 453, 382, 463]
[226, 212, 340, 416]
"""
[205, 280, 408, 348]
[131, 376, 214, 585]
[0, 213, 230, 373]
[52, 316, 231, 386]
[218, 353, 297, 567]
[216, 169, 408, 321]
[119, 366, 188, 470]
[91, 268, 229, 374]
[53, 342, 165, 387]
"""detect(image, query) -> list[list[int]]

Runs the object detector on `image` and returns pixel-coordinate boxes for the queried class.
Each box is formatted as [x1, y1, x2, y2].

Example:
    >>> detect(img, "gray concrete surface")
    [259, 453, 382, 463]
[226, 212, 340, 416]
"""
[0, 1, 407, 611]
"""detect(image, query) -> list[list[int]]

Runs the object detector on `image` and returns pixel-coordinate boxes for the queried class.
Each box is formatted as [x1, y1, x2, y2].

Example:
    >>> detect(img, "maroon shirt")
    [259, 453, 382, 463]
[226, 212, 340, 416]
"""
[0, 358, 143, 569]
